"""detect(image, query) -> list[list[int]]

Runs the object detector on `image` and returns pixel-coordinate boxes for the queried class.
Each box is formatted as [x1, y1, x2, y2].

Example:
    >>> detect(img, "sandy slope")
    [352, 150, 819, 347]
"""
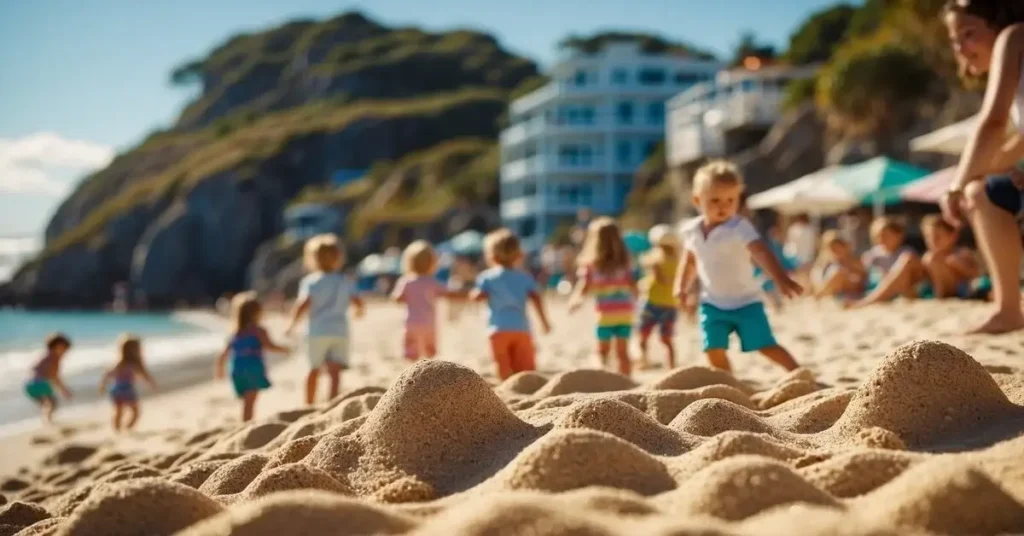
[1, 299, 1023, 535]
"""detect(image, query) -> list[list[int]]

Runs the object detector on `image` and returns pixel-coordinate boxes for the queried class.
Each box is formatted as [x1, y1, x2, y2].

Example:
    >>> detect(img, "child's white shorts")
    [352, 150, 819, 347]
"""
[307, 336, 350, 369]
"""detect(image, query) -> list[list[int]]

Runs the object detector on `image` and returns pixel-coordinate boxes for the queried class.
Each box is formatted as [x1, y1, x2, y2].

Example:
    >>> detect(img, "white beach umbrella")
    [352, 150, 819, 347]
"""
[910, 114, 978, 155]
[747, 166, 856, 216]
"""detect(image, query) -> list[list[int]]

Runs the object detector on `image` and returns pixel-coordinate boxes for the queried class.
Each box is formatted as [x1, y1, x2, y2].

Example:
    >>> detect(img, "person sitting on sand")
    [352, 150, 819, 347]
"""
[286, 234, 364, 406]
[673, 160, 802, 373]
[99, 334, 157, 432]
[813, 231, 868, 301]
[391, 240, 466, 361]
[635, 224, 681, 371]
[848, 218, 925, 308]
[472, 228, 551, 380]
[939, 0, 1024, 333]
[218, 292, 291, 422]
[24, 333, 73, 424]
[918, 215, 982, 299]
[568, 217, 638, 377]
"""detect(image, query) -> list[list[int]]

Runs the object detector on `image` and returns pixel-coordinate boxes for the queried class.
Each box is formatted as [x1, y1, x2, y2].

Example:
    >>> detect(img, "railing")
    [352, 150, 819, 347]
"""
[501, 114, 665, 145]
[501, 154, 612, 181]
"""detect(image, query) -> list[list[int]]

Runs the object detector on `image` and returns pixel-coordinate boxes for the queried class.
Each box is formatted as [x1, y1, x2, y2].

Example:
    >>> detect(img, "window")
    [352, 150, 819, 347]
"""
[637, 68, 666, 86]
[524, 182, 537, 196]
[557, 184, 593, 205]
[616, 140, 632, 165]
[612, 68, 628, 85]
[579, 145, 593, 166]
[580, 107, 595, 125]
[558, 145, 580, 166]
[574, 69, 588, 87]
[674, 71, 702, 86]
[646, 102, 665, 125]
[522, 217, 536, 238]
[616, 101, 634, 125]
[643, 140, 658, 158]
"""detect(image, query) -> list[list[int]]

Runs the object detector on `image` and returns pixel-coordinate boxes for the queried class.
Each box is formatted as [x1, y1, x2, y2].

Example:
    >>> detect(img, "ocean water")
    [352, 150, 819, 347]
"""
[0, 310, 226, 424]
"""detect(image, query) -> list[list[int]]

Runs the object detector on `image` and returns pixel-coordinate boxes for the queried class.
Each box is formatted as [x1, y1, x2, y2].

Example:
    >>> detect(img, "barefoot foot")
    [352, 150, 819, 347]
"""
[967, 310, 1024, 335]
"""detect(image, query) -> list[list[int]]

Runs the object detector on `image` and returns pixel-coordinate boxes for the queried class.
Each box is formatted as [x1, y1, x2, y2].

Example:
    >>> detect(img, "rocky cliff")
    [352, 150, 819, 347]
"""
[5, 12, 535, 308]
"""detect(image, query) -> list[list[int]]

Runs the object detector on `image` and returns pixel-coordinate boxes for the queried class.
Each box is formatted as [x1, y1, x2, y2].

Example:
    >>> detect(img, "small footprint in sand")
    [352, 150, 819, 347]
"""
[836, 376, 859, 384]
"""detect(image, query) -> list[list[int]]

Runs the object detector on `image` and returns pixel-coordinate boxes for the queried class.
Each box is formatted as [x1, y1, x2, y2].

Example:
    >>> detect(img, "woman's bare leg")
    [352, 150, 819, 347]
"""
[965, 181, 1024, 333]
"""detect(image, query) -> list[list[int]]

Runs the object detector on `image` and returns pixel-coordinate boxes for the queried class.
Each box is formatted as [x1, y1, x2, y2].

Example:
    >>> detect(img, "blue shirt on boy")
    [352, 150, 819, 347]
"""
[476, 267, 536, 333]
[298, 272, 355, 337]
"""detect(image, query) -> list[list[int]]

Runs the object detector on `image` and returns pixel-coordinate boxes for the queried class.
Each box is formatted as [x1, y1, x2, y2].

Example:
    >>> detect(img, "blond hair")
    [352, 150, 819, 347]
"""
[694, 159, 745, 193]
[117, 333, 143, 368]
[813, 230, 849, 271]
[869, 217, 904, 241]
[402, 240, 436, 276]
[642, 224, 680, 270]
[577, 217, 630, 273]
[484, 228, 522, 268]
[920, 214, 956, 235]
[232, 291, 262, 333]
[303, 234, 343, 272]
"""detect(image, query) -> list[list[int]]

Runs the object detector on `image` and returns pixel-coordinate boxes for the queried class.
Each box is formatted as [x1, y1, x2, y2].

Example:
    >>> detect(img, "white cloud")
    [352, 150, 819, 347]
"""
[0, 133, 114, 196]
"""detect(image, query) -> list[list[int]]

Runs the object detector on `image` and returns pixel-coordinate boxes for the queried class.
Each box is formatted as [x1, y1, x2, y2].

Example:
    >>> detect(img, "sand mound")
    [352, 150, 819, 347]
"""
[668, 432, 809, 481]
[553, 399, 687, 455]
[239, 464, 351, 500]
[833, 340, 1018, 447]
[799, 450, 920, 498]
[321, 386, 388, 412]
[648, 366, 753, 394]
[668, 399, 774, 437]
[531, 369, 637, 398]
[493, 429, 676, 495]
[262, 436, 320, 470]
[178, 491, 415, 536]
[218, 422, 289, 451]
[198, 454, 269, 496]
[753, 379, 818, 410]
[322, 393, 381, 422]
[171, 460, 227, 489]
[496, 371, 549, 396]
[41, 445, 97, 467]
[0, 502, 49, 533]
[12, 517, 64, 536]
[659, 456, 840, 521]
[766, 391, 854, 433]
[858, 458, 1024, 534]
[55, 479, 222, 536]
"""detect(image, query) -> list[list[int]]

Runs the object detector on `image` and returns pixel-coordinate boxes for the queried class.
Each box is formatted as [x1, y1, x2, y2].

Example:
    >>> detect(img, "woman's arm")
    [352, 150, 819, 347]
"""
[950, 27, 1024, 194]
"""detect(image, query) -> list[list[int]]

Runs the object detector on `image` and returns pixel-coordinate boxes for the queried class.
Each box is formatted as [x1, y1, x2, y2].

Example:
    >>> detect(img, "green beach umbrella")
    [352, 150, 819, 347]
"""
[828, 157, 930, 215]
[623, 231, 651, 254]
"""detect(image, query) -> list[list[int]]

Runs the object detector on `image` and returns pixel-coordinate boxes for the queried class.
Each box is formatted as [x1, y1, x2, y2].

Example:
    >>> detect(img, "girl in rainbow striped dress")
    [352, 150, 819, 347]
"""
[569, 217, 638, 377]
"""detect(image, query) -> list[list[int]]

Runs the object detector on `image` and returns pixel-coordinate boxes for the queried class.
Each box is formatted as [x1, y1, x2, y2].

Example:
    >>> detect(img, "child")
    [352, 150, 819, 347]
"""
[919, 215, 981, 299]
[569, 217, 637, 376]
[391, 240, 465, 361]
[849, 218, 924, 308]
[472, 228, 551, 380]
[812, 230, 867, 301]
[635, 224, 680, 370]
[286, 234, 364, 405]
[218, 292, 290, 422]
[99, 334, 157, 431]
[24, 333, 72, 424]
[674, 160, 802, 373]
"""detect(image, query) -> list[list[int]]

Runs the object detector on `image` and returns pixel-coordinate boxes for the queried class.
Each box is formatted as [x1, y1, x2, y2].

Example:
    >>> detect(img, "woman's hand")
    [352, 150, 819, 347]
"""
[940, 190, 967, 228]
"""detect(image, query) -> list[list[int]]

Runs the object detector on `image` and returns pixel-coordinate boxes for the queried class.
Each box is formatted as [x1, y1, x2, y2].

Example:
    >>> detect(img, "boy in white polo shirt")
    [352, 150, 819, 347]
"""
[674, 160, 802, 373]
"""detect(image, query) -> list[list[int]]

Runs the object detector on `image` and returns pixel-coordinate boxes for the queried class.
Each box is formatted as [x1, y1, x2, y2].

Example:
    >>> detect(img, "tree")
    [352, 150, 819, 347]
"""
[731, 31, 777, 67]
[170, 59, 204, 87]
[785, 4, 857, 65]
[817, 41, 937, 136]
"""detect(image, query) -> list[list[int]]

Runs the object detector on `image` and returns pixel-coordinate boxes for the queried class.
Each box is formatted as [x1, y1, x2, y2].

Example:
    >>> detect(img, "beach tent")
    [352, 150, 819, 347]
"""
[623, 231, 652, 254]
[828, 157, 931, 216]
[746, 166, 856, 216]
[900, 167, 955, 204]
[450, 230, 484, 255]
[910, 114, 978, 155]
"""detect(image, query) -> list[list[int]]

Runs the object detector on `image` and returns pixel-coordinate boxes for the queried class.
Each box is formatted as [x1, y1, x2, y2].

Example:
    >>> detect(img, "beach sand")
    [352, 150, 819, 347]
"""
[1, 298, 1024, 535]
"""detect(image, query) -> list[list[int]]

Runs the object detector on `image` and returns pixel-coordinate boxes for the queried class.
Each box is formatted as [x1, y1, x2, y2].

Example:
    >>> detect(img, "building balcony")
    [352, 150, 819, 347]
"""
[501, 155, 611, 182]
[501, 116, 664, 147]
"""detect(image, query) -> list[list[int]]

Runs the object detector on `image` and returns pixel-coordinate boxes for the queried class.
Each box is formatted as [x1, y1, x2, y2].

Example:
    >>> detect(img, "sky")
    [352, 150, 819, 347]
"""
[0, 0, 845, 237]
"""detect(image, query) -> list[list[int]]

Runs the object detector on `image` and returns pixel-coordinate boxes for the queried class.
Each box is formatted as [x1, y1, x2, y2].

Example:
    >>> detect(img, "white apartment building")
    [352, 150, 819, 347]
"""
[499, 41, 722, 252]
[666, 63, 819, 167]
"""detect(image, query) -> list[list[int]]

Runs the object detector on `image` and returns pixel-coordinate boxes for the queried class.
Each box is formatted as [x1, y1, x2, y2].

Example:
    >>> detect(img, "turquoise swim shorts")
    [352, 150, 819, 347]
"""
[24, 379, 55, 402]
[596, 324, 632, 341]
[699, 302, 777, 352]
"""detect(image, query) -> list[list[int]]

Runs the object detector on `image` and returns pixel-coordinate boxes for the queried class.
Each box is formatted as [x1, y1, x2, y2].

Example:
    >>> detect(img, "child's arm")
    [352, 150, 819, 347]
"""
[567, 269, 590, 312]
[351, 295, 365, 318]
[673, 249, 697, 304]
[390, 277, 407, 303]
[138, 364, 158, 390]
[257, 327, 291, 354]
[52, 375, 72, 399]
[214, 345, 230, 379]
[948, 249, 982, 280]
[749, 240, 803, 298]
[285, 297, 311, 336]
[98, 369, 113, 396]
[528, 291, 552, 334]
